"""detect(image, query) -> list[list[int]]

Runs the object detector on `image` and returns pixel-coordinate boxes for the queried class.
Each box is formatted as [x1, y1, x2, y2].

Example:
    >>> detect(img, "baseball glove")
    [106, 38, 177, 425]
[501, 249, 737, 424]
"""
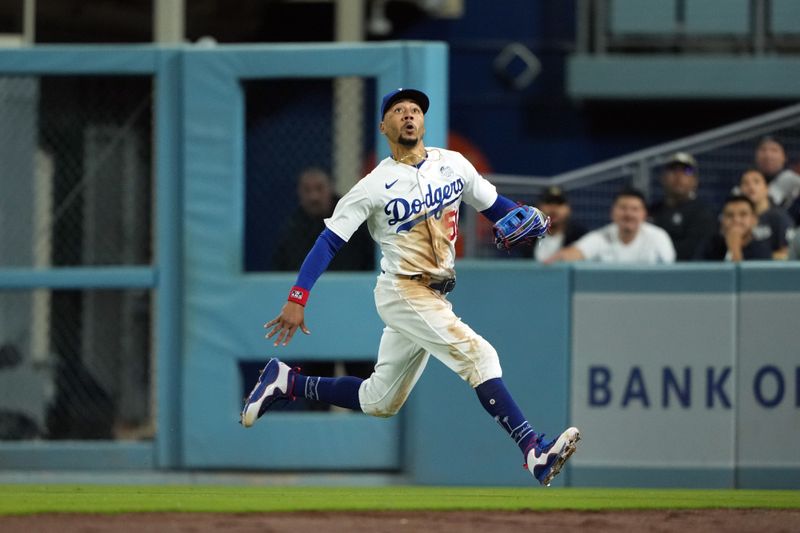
[493, 205, 551, 250]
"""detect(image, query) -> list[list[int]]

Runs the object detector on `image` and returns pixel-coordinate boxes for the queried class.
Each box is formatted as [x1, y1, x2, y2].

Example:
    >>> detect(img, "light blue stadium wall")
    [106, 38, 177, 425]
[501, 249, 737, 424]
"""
[178, 42, 448, 472]
[1, 45, 798, 488]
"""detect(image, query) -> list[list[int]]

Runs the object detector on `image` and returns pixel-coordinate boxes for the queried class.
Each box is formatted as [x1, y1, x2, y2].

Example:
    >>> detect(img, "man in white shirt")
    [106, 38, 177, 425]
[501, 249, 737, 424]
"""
[545, 188, 676, 264]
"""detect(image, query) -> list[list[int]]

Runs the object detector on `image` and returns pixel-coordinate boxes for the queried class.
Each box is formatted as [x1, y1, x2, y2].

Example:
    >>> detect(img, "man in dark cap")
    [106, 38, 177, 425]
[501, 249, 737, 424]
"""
[533, 186, 587, 262]
[649, 152, 717, 261]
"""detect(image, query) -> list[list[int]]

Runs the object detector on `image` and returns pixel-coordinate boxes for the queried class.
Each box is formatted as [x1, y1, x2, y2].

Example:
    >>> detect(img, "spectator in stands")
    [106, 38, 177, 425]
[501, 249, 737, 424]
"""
[530, 186, 587, 262]
[273, 166, 375, 272]
[696, 195, 772, 262]
[754, 136, 800, 221]
[271, 167, 374, 410]
[649, 152, 717, 261]
[738, 169, 794, 260]
[544, 187, 675, 264]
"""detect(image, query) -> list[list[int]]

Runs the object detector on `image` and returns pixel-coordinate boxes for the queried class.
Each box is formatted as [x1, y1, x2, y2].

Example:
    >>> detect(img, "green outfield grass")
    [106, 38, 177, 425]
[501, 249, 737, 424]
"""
[1, 486, 799, 516]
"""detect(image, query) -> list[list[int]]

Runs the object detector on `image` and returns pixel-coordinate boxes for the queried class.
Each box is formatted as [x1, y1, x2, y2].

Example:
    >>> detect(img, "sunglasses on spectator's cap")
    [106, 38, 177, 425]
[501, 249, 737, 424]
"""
[665, 152, 697, 172]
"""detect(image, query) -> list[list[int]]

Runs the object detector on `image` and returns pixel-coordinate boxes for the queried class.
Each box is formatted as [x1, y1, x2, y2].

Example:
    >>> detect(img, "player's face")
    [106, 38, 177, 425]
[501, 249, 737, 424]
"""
[380, 99, 425, 147]
[755, 140, 786, 176]
[611, 196, 646, 233]
[739, 170, 768, 204]
[721, 201, 756, 234]
[661, 165, 697, 198]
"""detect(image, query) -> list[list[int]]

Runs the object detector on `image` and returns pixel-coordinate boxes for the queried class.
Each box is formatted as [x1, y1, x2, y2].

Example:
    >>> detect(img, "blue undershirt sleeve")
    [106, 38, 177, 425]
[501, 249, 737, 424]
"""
[294, 228, 346, 291]
[480, 194, 518, 223]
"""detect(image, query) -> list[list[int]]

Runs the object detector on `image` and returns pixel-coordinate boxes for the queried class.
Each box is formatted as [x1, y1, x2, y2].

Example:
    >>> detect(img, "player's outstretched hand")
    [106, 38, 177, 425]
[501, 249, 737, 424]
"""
[264, 301, 310, 347]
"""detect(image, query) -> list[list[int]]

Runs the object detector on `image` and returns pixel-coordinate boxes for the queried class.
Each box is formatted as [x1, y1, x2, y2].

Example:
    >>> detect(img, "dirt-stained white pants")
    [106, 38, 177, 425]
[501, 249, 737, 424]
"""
[358, 273, 502, 417]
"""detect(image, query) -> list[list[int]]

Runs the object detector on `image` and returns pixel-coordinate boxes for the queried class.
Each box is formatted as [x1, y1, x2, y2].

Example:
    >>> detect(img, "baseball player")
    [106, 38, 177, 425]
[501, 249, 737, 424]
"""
[241, 88, 580, 486]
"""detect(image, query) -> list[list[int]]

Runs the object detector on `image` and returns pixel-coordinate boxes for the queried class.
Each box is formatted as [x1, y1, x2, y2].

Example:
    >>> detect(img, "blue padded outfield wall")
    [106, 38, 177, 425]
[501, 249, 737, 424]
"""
[0, 44, 798, 488]
[179, 42, 448, 473]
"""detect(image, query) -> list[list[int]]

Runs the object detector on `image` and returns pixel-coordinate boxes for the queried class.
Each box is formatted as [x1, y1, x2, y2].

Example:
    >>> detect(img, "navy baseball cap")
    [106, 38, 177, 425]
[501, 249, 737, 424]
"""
[380, 88, 429, 117]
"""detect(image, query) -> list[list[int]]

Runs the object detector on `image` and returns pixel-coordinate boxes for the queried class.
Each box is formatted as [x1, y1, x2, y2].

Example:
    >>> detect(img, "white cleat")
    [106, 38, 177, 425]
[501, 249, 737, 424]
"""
[525, 427, 581, 486]
[240, 358, 294, 428]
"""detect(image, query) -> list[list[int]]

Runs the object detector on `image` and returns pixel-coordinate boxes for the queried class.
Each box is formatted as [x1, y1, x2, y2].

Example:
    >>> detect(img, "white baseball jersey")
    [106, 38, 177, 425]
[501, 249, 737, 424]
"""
[323, 147, 502, 412]
[325, 147, 498, 279]
[574, 222, 676, 264]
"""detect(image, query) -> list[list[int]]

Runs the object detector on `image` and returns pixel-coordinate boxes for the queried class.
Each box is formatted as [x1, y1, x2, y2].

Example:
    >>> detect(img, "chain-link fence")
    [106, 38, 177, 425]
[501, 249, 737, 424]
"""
[242, 77, 378, 411]
[0, 75, 154, 440]
[472, 104, 800, 258]
[244, 77, 377, 273]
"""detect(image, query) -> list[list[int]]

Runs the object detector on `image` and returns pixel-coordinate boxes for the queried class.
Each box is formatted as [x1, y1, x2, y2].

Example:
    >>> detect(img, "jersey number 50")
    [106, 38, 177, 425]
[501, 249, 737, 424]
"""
[445, 210, 459, 241]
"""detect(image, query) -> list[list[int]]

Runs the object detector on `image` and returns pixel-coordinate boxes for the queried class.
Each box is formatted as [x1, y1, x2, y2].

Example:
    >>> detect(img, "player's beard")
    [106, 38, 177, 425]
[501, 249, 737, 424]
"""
[398, 135, 420, 148]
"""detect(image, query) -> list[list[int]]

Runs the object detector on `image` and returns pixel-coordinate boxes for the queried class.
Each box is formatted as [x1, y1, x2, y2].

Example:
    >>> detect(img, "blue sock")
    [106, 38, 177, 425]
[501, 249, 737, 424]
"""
[475, 377, 539, 455]
[292, 373, 363, 411]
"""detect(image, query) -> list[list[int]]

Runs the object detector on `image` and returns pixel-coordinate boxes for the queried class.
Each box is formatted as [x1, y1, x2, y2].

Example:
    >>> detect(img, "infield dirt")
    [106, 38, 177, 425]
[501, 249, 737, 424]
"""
[1, 509, 799, 532]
